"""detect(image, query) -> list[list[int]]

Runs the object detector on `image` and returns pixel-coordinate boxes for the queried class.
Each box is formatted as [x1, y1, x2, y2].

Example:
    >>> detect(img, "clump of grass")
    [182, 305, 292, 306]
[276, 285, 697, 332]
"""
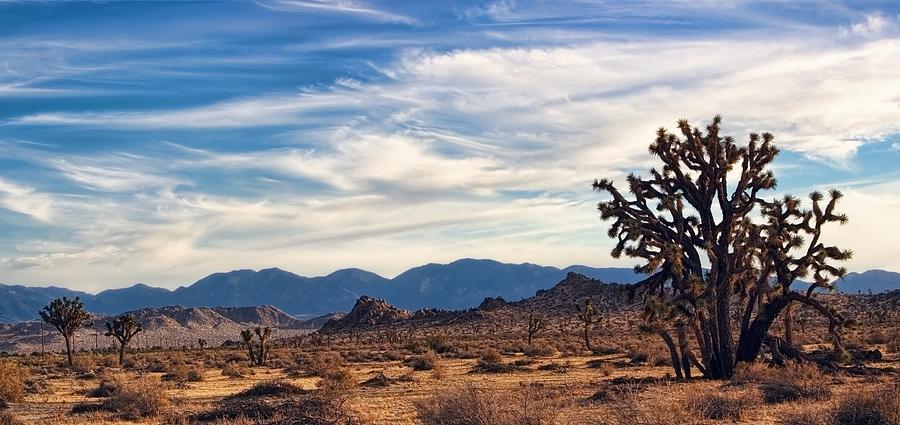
[221, 363, 254, 378]
[405, 351, 440, 371]
[685, 389, 759, 422]
[101, 377, 170, 419]
[831, 384, 900, 425]
[0, 361, 27, 404]
[416, 382, 562, 425]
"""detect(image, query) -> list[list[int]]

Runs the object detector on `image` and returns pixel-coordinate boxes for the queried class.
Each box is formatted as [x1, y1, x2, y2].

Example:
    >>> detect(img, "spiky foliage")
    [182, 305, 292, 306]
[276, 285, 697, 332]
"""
[526, 314, 544, 345]
[575, 299, 600, 351]
[39, 297, 92, 366]
[197, 338, 207, 350]
[105, 314, 143, 366]
[593, 116, 851, 379]
[254, 326, 272, 366]
[240, 329, 256, 366]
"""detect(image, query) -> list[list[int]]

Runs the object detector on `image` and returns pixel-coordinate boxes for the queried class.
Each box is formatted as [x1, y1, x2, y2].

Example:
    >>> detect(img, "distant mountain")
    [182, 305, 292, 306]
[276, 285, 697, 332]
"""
[1, 259, 897, 322]
[836, 270, 900, 294]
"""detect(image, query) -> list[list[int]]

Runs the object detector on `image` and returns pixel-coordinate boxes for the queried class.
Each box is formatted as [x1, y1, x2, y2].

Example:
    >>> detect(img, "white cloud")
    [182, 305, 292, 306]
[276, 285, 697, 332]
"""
[253, 0, 418, 25]
[3, 15, 900, 289]
[0, 178, 55, 222]
[843, 13, 896, 38]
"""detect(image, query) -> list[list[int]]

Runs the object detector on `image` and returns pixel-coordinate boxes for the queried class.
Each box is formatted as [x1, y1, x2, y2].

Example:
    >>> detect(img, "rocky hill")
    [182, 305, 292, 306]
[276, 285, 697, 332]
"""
[321, 296, 412, 332]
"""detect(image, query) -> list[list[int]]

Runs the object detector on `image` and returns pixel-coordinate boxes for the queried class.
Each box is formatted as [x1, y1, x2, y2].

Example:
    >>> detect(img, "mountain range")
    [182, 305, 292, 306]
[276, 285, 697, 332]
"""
[1, 259, 897, 323]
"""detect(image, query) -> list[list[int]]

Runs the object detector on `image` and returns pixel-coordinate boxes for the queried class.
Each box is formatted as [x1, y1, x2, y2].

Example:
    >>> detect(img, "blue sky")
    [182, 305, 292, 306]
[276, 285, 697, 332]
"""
[1, 0, 899, 291]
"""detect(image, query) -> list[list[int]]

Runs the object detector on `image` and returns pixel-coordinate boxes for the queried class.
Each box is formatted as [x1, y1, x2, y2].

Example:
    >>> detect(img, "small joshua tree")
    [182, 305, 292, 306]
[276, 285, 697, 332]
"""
[197, 338, 207, 350]
[240, 329, 256, 366]
[105, 314, 143, 366]
[575, 299, 599, 351]
[254, 326, 272, 366]
[39, 297, 92, 366]
[526, 314, 544, 345]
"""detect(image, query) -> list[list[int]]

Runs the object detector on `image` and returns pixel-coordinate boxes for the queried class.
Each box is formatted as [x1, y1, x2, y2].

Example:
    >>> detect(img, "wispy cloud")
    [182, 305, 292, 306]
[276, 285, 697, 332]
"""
[1, 1, 899, 289]
[254, 0, 418, 25]
[0, 178, 55, 222]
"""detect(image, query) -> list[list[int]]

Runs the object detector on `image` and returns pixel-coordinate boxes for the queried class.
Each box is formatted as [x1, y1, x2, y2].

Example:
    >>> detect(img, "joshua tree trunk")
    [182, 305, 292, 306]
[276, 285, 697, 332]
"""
[784, 302, 795, 346]
[64, 335, 74, 366]
[659, 330, 684, 380]
[582, 323, 591, 351]
[118, 344, 126, 366]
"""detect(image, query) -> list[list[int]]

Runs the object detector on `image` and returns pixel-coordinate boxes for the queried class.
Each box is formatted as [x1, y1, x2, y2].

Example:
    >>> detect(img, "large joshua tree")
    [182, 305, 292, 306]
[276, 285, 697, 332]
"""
[105, 314, 143, 366]
[593, 116, 851, 379]
[39, 297, 92, 366]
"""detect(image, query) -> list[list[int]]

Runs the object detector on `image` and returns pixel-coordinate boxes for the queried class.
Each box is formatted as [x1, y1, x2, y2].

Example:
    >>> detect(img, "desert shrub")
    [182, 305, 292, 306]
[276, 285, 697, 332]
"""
[0, 361, 27, 403]
[221, 363, 254, 378]
[625, 347, 650, 364]
[101, 377, 170, 419]
[190, 380, 360, 424]
[416, 382, 562, 425]
[426, 335, 454, 354]
[732, 361, 777, 385]
[586, 359, 615, 376]
[71, 357, 96, 374]
[759, 362, 831, 404]
[405, 351, 439, 371]
[592, 343, 622, 356]
[231, 381, 306, 398]
[186, 366, 206, 382]
[831, 384, 900, 425]
[778, 410, 829, 425]
[87, 372, 127, 398]
[307, 352, 345, 377]
[594, 387, 704, 425]
[537, 362, 570, 373]
[479, 349, 503, 364]
[523, 343, 556, 357]
[685, 390, 758, 421]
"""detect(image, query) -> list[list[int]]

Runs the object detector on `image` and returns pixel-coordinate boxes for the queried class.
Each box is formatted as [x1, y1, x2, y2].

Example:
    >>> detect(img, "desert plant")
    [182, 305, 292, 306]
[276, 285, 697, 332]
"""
[101, 376, 170, 419]
[831, 384, 900, 425]
[254, 326, 272, 366]
[405, 351, 440, 371]
[104, 314, 142, 366]
[593, 115, 852, 378]
[39, 296, 92, 366]
[686, 389, 759, 421]
[0, 361, 27, 403]
[526, 314, 545, 345]
[240, 329, 256, 366]
[575, 298, 599, 351]
[416, 382, 562, 425]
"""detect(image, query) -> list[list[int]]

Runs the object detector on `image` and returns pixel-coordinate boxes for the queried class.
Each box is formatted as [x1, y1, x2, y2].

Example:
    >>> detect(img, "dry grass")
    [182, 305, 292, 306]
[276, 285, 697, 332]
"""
[416, 382, 563, 425]
[0, 361, 27, 403]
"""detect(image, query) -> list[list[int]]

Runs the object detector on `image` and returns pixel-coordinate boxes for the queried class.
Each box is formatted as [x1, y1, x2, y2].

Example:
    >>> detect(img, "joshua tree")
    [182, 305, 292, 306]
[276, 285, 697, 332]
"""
[575, 299, 599, 351]
[593, 116, 851, 379]
[39, 297, 92, 367]
[240, 329, 256, 366]
[254, 326, 272, 366]
[105, 314, 142, 366]
[197, 338, 207, 350]
[526, 314, 544, 345]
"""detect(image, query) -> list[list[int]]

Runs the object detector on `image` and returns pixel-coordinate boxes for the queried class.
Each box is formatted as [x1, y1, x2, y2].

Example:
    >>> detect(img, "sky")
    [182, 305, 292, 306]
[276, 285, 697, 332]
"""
[1, 0, 899, 292]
